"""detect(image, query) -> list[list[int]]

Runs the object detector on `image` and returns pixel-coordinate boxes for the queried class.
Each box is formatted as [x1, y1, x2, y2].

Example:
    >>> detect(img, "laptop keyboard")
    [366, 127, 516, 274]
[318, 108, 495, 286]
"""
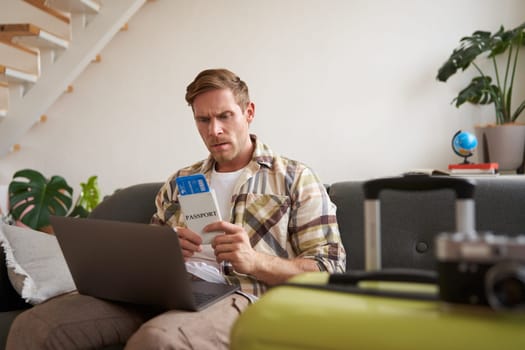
[193, 292, 218, 305]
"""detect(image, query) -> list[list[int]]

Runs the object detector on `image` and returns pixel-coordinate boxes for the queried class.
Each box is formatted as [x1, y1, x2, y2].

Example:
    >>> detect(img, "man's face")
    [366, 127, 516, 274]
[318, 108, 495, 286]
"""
[192, 88, 254, 172]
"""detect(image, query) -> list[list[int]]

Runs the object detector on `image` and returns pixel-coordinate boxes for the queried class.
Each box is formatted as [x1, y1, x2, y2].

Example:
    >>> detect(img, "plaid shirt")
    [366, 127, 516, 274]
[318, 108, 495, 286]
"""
[152, 135, 346, 295]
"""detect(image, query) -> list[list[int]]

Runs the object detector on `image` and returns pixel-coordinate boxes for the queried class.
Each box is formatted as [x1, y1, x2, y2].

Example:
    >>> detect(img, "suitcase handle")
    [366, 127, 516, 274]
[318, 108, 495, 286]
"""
[329, 268, 437, 285]
[364, 174, 476, 270]
[363, 174, 476, 199]
[283, 269, 438, 301]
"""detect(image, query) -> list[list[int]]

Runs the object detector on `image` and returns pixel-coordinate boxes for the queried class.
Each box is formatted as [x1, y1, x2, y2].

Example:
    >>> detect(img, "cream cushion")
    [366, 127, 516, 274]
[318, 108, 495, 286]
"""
[0, 223, 76, 304]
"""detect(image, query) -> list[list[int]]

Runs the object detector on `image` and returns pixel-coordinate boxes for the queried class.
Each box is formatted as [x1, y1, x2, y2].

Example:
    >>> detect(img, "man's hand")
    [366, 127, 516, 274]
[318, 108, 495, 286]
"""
[175, 226, 203, 260]
[208, 221, 258, 275]
[208, 221, 320, 285]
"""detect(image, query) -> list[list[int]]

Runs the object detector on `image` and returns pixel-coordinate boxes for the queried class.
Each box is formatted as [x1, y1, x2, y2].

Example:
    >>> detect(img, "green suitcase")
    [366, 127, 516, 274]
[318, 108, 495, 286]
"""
[231, 272, 525, 350]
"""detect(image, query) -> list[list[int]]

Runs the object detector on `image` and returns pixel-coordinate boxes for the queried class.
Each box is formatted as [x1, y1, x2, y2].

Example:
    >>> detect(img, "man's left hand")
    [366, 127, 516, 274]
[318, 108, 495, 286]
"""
[207, 221, 258, 275]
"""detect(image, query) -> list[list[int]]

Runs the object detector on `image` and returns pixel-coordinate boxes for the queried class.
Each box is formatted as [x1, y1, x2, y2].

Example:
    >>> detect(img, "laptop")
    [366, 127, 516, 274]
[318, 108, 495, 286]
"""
[50, 216, 239, 311]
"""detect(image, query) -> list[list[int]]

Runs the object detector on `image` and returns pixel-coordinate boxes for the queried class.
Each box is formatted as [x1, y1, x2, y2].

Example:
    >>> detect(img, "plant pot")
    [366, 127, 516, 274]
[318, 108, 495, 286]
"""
[474, 123, 525, 172]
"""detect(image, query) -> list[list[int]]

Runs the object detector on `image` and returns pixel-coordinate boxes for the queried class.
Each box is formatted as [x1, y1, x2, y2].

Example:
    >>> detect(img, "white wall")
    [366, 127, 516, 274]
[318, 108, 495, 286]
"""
[1, 0, 524, 198]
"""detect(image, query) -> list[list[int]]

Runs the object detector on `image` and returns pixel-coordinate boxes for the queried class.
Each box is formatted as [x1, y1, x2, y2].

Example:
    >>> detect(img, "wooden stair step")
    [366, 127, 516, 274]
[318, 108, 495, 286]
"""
[5, 0, 71, 40]
[0, 64, 38, 84]
[23, 0, 71, 24]
[0, 82, 7, 117]
[0, 41, 40, 76]
[0, 23, 70, 49]
[46, 0, 101, 14]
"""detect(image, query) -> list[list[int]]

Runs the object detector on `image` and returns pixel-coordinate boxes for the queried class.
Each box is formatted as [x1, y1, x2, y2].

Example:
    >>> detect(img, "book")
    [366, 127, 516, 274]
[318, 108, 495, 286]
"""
[448, 162, 499, 175]
[178, 189, 222, 244]
[448, 162, 499, 170]
[449, 168, 498, 174]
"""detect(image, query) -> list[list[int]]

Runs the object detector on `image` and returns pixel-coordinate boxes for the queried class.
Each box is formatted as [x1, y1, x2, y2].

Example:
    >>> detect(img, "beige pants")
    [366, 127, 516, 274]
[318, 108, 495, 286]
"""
[7, 292, 251, 350]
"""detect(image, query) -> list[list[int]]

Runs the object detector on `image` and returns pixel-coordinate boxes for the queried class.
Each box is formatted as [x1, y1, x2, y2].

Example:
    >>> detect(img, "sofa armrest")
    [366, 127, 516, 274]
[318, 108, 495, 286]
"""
[0, 246, 30, 312]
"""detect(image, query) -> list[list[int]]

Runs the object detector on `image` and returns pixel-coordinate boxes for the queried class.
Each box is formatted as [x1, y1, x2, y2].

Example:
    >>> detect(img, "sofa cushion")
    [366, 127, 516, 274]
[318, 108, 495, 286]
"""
[88, 183, 162, 223]
[0, 224, 76, 305]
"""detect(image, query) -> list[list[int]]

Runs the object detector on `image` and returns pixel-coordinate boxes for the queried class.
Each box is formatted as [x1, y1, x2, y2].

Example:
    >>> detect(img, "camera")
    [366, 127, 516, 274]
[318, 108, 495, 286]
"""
[436, 231, 525, 311]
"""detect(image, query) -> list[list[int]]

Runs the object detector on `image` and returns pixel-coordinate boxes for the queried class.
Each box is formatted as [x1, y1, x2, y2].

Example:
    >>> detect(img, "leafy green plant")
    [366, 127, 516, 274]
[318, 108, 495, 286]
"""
[437, 22, 525, 124]
[8, 169, 101, 231]
[69, 176, 101, 218]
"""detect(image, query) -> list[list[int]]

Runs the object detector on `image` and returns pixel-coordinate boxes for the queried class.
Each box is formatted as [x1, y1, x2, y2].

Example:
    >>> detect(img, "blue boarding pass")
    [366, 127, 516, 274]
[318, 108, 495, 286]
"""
[175, 174, 210, 196]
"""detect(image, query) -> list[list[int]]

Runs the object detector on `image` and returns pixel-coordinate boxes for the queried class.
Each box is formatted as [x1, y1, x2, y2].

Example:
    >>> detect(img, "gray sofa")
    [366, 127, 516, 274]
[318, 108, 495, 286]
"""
[2, 176, 525, 349]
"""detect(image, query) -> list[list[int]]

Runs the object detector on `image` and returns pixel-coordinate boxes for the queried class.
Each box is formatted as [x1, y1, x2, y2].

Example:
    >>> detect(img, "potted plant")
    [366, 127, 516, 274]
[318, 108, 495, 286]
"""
[437, 22, 525, 171]
[7, 169, 101, 233]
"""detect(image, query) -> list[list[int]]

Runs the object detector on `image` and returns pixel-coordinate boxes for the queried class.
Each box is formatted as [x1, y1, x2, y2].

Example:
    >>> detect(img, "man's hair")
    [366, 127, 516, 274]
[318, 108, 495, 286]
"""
[185, 68, 250, 110]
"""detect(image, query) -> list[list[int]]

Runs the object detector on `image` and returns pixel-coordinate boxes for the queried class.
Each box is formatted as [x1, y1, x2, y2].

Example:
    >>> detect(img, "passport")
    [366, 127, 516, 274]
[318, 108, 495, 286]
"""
[176, 174, 222, 244]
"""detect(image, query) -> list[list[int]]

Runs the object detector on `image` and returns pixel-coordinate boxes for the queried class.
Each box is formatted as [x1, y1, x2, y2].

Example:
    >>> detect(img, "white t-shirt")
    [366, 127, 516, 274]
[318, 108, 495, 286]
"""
[210, 167, 244, 221]
[186, 168, 244, 283]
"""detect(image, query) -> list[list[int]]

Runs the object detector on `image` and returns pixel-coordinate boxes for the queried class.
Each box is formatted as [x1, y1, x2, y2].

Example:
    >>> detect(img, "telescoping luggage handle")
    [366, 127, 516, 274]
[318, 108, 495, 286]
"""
[285, 269, 439, 301]
[363, 175, 476, 271]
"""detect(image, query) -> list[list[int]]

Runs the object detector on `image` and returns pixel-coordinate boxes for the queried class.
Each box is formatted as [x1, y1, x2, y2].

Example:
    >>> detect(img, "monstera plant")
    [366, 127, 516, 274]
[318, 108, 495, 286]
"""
[437, 22, 525, 124]
[8, 169, 101, 233]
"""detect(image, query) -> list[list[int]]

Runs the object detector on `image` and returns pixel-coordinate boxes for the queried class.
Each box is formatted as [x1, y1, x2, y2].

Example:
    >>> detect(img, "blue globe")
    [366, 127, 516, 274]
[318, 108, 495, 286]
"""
[452, 130, 478, 159]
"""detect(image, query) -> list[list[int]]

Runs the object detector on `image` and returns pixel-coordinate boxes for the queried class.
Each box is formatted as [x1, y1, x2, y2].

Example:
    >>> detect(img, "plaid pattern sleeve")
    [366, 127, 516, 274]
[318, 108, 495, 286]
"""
[287, 166, 346, 273]
[151, 173, 180, 226]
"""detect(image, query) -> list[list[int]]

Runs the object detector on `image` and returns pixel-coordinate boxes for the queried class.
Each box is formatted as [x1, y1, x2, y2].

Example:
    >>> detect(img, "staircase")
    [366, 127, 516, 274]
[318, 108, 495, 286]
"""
[0, 0, 147, 157]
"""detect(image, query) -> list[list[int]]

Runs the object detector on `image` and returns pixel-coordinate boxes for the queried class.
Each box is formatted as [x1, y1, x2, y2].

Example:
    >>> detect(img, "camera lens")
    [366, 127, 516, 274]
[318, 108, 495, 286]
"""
[485, 262, 525, 310]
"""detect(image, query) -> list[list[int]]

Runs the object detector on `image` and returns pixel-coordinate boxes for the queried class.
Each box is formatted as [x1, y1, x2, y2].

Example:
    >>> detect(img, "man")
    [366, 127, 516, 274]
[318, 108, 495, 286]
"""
[7, 68, 346, 350]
